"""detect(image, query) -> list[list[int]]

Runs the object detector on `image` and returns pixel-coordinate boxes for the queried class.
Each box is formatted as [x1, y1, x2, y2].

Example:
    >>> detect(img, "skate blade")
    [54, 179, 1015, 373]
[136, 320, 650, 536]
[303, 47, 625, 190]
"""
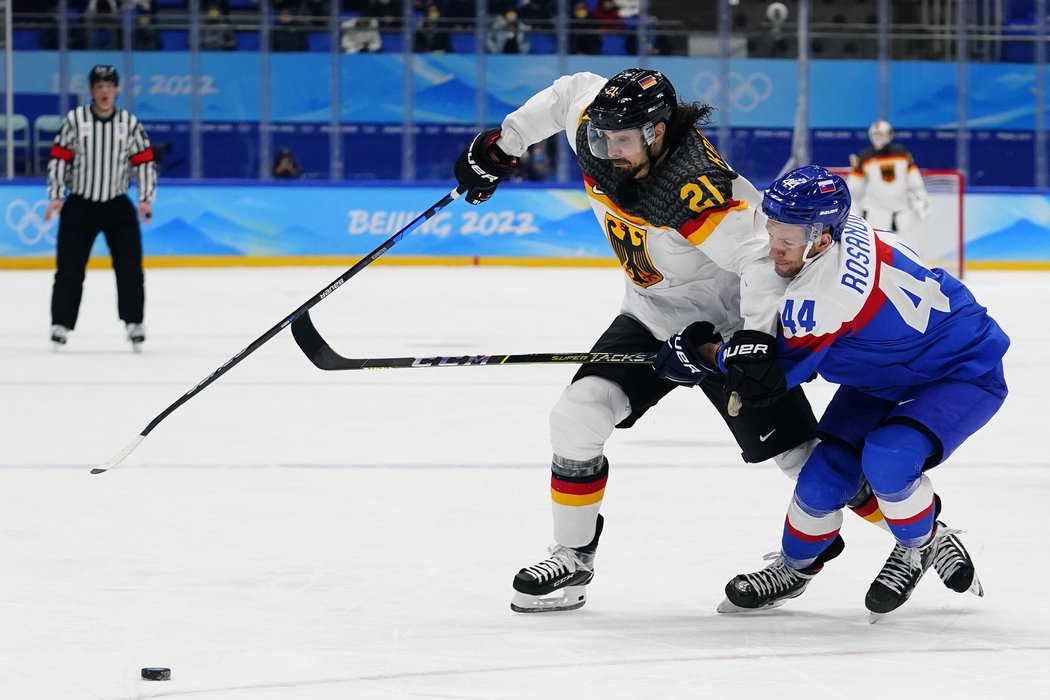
[131, 341, 144, 353]
[868, 611, 886, 624]
[968, 573, 985, 597]
[716, 596, 790, 614]
[510, 586, 587, 613]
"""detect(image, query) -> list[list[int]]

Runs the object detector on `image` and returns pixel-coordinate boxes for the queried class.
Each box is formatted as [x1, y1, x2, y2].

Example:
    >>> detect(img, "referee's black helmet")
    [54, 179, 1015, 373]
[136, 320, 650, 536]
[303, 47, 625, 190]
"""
[89, 65, 119, 87]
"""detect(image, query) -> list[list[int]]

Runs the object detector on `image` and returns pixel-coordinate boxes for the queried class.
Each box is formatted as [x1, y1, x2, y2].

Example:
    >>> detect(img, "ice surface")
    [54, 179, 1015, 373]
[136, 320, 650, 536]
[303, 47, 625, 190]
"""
[1, 266, 1047, 698]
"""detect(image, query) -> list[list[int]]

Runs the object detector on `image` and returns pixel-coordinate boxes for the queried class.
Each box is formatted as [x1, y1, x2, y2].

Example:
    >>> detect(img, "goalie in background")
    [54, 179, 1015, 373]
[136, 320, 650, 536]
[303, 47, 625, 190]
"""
[847, 120, 932, 259]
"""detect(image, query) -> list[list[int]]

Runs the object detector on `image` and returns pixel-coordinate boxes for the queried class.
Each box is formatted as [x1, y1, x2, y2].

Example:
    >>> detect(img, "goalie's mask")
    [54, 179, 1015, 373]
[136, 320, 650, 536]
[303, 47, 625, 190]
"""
[762, 166, 851, 243]
[585, 68, 677, 160]
[868, 119, 893, 150]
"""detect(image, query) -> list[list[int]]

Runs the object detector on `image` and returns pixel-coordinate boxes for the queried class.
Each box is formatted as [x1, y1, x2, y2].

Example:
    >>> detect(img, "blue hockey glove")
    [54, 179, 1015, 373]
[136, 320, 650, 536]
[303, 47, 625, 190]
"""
[654, 321, 723, 386]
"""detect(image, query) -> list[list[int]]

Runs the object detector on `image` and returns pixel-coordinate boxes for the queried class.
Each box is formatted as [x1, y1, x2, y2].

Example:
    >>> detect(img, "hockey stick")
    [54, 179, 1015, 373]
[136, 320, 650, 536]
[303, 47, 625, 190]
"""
[92, 188, 463, 474]
[291, 309, 656, 370]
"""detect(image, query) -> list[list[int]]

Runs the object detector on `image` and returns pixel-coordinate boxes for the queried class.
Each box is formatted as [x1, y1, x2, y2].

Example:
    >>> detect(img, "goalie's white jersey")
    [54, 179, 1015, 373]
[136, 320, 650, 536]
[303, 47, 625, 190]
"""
[495, 72, 785, 341]
[847, 144, 929, 217]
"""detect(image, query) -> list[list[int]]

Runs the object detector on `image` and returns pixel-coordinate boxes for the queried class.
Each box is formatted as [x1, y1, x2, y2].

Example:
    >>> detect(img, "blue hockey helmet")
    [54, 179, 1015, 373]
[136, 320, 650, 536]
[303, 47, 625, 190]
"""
[762, 165, 851, 241]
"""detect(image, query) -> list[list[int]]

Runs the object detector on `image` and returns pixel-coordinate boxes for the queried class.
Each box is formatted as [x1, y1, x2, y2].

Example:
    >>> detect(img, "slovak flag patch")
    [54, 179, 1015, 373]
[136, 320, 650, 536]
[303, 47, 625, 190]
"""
[818, 179, 836, 193]
[638, 76, 657, 89]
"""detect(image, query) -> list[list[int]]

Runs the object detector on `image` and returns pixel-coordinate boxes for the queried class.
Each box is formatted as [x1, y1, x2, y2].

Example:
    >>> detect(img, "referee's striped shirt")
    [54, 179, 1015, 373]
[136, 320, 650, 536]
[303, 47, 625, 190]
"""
[47, 106, 157, 204]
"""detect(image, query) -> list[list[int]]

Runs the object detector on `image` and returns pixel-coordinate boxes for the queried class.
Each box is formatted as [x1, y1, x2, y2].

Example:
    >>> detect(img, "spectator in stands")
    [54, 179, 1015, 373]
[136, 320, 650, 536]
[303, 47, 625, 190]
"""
[132, 12, 163, 50]
[592, 0, 623, 33]
[201, 2, 237, 51]
[486, 8, 530, 54]
[568, 1, 600, 55]
[84, 0, 122, 50]
[272, 6, 309, 51]
[518, 0, 553, 30]
[272, 148, 303, 179]
[340, 16, 382, 52]
[415, 3, 452, 53]
[613, 0, 638, 18]
[518, 139, 555, 182]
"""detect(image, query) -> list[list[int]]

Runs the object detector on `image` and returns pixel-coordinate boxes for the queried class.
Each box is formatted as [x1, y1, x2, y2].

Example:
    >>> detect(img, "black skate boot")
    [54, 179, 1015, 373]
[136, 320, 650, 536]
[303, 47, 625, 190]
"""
[718, 534, 845, 613]
[510, 515, 602, 613]
[126, 323, 146, 352]
[50, 324, 69, 351]
[930, 521, 984, 596]
[865, 525, 942, 622]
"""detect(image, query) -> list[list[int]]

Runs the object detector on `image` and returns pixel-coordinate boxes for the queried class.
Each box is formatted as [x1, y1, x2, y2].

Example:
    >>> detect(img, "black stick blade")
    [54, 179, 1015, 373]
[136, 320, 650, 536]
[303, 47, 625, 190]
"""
[291, 311, 354, 370]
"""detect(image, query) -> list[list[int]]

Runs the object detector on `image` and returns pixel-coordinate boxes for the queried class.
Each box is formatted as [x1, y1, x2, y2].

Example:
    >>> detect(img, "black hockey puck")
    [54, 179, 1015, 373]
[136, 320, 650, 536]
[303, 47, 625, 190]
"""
[141, 667, 171, 681]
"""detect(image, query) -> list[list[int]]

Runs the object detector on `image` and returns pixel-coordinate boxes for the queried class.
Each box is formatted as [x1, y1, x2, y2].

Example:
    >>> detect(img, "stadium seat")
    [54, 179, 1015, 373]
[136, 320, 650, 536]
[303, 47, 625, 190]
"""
[0, 114, 30, 174]
[33, 114, 64, 175]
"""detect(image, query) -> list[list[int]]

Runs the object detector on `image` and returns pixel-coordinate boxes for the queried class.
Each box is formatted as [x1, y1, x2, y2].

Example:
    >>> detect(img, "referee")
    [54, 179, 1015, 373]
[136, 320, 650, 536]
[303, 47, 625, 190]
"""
[43, 65, 157, 351]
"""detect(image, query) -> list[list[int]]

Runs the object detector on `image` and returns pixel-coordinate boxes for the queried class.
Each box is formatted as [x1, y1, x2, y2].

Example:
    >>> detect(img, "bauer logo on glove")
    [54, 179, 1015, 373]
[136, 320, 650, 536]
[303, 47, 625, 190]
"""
[453, 129, 520, 205]
[719, 330, 787, 413]
[653, 321, 723, 386]
[722, 340, 771, 360]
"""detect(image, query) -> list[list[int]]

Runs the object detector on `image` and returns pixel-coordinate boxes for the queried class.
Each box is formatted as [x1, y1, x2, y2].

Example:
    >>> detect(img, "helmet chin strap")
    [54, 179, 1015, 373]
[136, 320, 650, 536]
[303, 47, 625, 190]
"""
[799, 225, 833, 270]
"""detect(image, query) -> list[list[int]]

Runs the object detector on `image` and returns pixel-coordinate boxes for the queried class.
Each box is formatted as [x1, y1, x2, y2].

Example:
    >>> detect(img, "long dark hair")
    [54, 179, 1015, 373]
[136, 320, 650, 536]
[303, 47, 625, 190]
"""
[665, 102, 717, 149]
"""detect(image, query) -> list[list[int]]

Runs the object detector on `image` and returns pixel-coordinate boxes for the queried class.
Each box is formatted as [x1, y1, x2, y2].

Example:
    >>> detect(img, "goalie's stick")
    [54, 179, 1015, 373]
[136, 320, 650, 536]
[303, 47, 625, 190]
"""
[92, 188, 463, 474]
[290, 310, 656, 370]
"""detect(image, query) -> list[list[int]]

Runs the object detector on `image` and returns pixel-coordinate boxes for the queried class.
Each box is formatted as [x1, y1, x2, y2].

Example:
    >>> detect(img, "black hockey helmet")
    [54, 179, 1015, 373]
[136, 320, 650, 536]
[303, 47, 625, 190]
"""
[89, 65, 119, 87]
[586, 68, 677, 132]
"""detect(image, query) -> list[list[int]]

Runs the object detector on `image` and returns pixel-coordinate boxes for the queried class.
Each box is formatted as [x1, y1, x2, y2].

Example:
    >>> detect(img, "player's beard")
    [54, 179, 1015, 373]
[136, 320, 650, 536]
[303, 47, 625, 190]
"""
[608, 159, 648, 209]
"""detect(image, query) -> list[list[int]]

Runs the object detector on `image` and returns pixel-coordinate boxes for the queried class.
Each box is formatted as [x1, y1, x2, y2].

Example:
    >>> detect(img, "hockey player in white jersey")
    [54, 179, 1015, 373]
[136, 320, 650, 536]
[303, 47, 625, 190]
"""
[452, 69, 977, 614]
[847, 120, 931, 258]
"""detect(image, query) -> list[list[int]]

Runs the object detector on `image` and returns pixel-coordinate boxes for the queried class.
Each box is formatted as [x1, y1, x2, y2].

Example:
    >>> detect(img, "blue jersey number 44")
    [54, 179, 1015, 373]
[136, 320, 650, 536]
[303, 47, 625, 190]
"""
[782, 298, 816, 334]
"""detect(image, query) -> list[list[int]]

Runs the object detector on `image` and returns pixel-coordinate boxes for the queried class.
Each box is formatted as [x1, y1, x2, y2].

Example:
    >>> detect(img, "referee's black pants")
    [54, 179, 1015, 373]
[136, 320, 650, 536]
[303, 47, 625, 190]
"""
[51, 194, 145, 329]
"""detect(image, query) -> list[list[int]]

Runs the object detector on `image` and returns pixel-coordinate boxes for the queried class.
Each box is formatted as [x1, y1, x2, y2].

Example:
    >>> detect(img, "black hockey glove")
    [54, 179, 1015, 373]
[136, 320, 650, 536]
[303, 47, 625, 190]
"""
[721, 330, 787, 416]
[453, 129, 520, 205]
[653, 321, 723, 386]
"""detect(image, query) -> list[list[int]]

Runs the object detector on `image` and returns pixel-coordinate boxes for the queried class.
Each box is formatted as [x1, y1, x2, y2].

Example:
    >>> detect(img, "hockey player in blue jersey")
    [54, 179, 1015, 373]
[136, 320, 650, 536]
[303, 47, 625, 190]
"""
[656, 165, 1009, 619]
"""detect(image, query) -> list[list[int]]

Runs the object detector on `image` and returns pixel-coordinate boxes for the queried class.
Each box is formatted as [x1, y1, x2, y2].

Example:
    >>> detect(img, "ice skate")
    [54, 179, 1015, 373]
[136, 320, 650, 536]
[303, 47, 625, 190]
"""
[50, 325, 69, 351]
[930, 522, 983, 597]
[718, 533, 844, 613]
[510, 515, 601, 613]
[718, 555, 815, 613]
[126, 323, 146, 352]
[866, 525, 942, 623]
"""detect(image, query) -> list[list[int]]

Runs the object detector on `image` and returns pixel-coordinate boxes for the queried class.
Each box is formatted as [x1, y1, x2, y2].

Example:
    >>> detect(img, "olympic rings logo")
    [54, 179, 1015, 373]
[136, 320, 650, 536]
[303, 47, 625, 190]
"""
[691, 72, 774, 113]
[6, 199, 56, 246]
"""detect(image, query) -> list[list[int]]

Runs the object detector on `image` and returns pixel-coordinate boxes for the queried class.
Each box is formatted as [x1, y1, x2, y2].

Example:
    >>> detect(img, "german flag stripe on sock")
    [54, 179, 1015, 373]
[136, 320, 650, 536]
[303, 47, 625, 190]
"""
[551, 473, 607, 507]
[850, 495, 885, 523]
